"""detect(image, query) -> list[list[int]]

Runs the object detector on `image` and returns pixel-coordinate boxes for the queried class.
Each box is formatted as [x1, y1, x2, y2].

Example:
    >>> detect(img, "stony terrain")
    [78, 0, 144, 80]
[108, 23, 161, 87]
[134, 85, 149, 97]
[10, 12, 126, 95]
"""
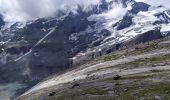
[17, 37, 170, 100]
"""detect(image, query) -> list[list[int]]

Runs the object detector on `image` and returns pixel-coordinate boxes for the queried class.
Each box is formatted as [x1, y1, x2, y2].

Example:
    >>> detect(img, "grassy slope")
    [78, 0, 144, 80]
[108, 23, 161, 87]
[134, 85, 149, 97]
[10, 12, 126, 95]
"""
[17, 37, 170, 100]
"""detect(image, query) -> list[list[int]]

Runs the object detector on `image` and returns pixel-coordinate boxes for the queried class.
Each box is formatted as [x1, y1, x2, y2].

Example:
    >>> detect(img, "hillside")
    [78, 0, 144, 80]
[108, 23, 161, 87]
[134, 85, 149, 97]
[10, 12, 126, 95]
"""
[17, 36, 170, 100]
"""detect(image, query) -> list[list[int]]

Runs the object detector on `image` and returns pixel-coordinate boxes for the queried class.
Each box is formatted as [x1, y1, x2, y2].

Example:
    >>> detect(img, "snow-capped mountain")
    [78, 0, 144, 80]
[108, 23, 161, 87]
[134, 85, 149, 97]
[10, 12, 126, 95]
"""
[0, 0, 170, 99]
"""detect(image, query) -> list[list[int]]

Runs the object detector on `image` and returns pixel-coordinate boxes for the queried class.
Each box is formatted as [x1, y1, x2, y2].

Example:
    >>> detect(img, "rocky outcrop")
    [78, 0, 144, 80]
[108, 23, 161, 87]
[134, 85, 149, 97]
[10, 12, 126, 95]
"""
[0, 15, 5, 29]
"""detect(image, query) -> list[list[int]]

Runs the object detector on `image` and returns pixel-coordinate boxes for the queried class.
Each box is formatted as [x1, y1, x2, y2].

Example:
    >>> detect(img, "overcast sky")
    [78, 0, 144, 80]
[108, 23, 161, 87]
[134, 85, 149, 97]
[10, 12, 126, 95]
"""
[0, 0, 169, 23]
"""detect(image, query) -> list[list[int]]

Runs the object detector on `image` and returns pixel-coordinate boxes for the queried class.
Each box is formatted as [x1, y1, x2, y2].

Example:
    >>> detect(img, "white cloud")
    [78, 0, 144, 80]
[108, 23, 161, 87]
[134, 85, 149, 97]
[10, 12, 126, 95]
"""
[0, 0, 100, 22]
[100, 5, 128, 19]
[0, 0, 170, 23]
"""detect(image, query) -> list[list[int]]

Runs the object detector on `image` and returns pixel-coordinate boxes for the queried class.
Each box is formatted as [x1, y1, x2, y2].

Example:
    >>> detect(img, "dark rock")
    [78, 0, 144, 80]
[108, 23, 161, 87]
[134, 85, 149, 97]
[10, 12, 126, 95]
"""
[154, 11, 170, 25]
[113, 75, 121, 80]
[48, 92, 56, 97]
[152, 64, 157, 67]
[131, 2, 150, 14]
[129, 29, 163, 44]
[0, 15, 5, 28]
[71, 83, 80, 89]
[116, 14, 133, 30]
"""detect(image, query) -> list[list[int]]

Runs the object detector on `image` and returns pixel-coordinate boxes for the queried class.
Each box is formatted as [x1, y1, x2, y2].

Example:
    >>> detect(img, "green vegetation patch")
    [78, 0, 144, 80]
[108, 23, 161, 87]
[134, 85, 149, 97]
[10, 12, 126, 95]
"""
[43, 88, 108, 100]
[115, 53, 170, 68]
[115, 82, 170, 100]
[103, 54, 122, 61]
[135, 83, 170, 99]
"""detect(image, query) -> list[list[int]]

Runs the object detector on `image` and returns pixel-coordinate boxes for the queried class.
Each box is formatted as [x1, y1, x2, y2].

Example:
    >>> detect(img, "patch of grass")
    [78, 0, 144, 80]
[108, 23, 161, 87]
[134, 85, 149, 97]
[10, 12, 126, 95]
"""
[124, 59, 146, 67]
[150, 54, 170, 63]
[55, 95, 115, 100]
[128, 43, 158, 55]
[150, 69, 163, 73]
[120, 75, 153, 80]
[101, 43, 158, 62]
[83, 38, 169, 67]
[103, 54, 121, 61]
[114, 53, 170, 68]
[43, 88, 108, 100]
[136, 83, 170, 98]
[98, 74, 153, 83]
[98, 77, 113, 82]
[83, 88, 108, 95]
[114, 82, 170, 100]
[43, 92, 82, 100]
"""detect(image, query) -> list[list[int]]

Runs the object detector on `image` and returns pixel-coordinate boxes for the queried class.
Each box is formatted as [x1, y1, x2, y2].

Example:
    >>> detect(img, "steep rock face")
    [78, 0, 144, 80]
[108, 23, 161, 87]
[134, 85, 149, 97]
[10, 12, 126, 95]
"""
[154, 11, 170, 25]
[0, 13, 89, 82]
[0, 1, 119, 84]
[125, 29, 163, 45]
[131, 2, 150, 14]
[0, 15, 5, 29]
[116, 14, 133, 30]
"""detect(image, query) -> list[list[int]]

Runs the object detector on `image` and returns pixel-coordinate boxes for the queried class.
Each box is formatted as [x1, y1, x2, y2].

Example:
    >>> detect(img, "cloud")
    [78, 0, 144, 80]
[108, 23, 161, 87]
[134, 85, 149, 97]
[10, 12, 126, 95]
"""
[100, 5, 128, 19]
[0, 0, 100, 22]
[0, 0, 169, 23]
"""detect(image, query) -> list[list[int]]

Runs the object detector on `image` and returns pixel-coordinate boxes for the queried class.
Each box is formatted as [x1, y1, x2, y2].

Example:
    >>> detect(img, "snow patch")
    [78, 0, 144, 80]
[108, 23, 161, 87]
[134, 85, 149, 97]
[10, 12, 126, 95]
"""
[161, 23, 170, 32]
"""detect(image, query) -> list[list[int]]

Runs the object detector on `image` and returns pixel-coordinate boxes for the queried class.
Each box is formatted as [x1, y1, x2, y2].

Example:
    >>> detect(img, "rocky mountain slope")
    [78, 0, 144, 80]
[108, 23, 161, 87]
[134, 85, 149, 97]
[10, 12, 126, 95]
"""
[0, 0, 170, 99]
[17, 36, 170, 100]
